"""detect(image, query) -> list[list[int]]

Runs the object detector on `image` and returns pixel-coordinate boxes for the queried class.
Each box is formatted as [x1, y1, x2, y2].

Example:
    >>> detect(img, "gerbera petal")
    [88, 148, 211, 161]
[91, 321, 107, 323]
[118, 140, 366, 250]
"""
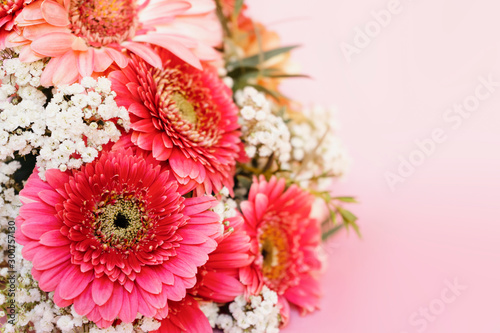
[38, 261, 72, 291]
[93, 47, 114, 73]
[133, 34, 202, 69]
[18, 45, 43, 62]
[105, 47, 128, 68]
[152, 133, 172, 160]
[41, 0, 70, 26]
[119, 288, 139, 323]
[91, 276, 115, 306]
[77, 49, 94, 77]
[129, 102, 152, 118]
[58, 265, 94, 300]
[40, 50, 79, 86]
[254, 193, 269, 222]
[136, 287, 158, 317]
[139, 0, 191, 25]
[30, 31, 74, 56]
[183, 196, 217, 216]
[39, 230, 71, 247]
[121, 41, 162, 68]
[19, 0, 43, 22]
[99, 284, 123, 321]
[136, 266, 162, 295]
[73, 285, 96, 316]
[183, 0, 215, 14]
[161, 276, 187, 301]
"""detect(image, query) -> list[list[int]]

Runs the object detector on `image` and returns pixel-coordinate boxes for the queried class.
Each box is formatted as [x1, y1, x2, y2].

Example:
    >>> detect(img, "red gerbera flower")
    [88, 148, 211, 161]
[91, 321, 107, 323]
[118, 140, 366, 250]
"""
[15, 148, 222, 328]
[239, 176, 323, 315]
[109, 50, 241, 196]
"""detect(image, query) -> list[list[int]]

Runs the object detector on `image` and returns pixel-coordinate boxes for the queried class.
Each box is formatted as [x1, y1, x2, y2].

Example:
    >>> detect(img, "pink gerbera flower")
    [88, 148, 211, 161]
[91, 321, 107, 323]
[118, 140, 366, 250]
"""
[15, 148, 222, 328]
[109, 50, 241, 196]
[239, 176, 323, 316]
[191, 216, 254, 303]
[5, 0, 221, 85]
[152, 296, 212, 333]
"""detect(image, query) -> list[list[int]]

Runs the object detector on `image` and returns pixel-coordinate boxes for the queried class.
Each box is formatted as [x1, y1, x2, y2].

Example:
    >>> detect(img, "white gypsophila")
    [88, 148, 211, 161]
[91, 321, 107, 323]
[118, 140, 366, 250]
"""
[56, 315, 74, 332]
[287, 105, 350, 190]
[212, 194, 238, 222]
[212, 286, 281, 333]
[0, 53, 130, 180]
[235, 87, 291, 166]
[212, 194, 239, 236]
[139, 317, 162, 332]
[199, 301, 220, 328]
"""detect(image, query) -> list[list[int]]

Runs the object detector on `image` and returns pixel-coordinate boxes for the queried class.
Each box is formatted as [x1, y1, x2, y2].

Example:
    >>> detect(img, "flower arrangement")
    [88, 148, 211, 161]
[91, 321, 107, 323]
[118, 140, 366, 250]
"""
[0, 0, 359, 332]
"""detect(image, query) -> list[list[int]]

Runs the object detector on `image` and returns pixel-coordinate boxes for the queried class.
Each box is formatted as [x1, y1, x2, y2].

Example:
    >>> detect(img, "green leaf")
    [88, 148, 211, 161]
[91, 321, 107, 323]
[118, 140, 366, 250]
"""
[266, 73, 310, 79]
[228, 66, 261, 79]
[333, 196, 358, 203]
[229, 67, 308, 84]
[228, 45, 301, 70]
[322, 223, 344, 241]
[228, 67, 277, 82]
[321, 209, 337, 227]
[338, 207, 361, 237]
[338, 207, 357, 223]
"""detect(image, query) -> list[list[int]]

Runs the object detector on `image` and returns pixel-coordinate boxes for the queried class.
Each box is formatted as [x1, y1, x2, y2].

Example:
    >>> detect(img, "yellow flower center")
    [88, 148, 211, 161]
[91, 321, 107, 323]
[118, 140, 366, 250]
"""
[259, 224, 289, 282]
[171, 93, 198, 125]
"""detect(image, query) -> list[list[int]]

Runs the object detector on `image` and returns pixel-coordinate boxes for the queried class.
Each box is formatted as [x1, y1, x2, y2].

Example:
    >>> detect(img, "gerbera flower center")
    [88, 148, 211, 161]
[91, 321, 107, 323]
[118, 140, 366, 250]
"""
[151, 64, 222, 145]
[96, 199, 146, 247]
[171, 92, 198, 125]
[259, 224, 289, 283]
[68, 0, 139, 47]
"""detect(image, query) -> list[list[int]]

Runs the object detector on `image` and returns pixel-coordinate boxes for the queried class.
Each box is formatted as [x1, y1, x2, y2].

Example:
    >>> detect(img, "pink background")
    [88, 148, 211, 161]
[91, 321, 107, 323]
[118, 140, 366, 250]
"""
[248, 0, 500, 332]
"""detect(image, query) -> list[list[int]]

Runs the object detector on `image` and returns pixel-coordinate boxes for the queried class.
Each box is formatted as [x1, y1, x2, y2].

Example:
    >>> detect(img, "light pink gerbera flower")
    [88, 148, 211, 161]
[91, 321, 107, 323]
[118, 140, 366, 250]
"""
[5, 0, 221, 85]
[239, 176, 323, 316]
[191, 216, 254, 303]
[153, 296, 212, 333]
[109, 50, 241, 196]
[15, 148, 222, 328]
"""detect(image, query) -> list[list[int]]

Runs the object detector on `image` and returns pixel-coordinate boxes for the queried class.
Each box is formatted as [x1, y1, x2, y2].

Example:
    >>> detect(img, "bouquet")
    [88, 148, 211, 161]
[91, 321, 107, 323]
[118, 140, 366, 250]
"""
[0, 0, 358, 332]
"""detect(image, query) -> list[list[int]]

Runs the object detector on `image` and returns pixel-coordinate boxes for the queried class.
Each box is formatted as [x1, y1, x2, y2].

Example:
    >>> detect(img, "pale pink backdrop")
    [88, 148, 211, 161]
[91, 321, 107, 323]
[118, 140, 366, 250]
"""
[248, 0, 500, 332]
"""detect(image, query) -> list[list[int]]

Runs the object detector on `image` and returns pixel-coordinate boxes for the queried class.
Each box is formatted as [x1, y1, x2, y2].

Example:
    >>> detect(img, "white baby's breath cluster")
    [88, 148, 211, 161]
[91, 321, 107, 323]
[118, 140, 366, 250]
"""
[0, 56, 130, 179]
[235, 87, 291, 165]
[212, 193, 239, 236]
[218, 67, 234, 89]
[287, 105, 350, 189]
[213, 191, 238, 222]
[201, 286, 281, 333]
